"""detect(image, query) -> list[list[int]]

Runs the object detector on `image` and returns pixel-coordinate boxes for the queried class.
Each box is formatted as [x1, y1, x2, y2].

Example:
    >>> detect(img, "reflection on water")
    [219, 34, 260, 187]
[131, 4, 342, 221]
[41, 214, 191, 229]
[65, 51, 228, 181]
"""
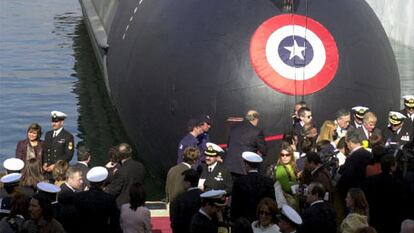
[0, 1, 81, 159]
[0, 1, 162, 198]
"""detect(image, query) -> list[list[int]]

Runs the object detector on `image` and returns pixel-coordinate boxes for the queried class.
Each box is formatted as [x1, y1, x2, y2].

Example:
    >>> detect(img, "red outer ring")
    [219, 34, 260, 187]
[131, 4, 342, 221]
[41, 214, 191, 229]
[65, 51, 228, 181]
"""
[250, 14, 339, 95]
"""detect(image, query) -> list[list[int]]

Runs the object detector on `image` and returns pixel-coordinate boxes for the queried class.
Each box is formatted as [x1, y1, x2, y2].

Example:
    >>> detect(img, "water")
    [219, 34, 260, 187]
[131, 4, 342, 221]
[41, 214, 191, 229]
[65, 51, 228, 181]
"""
[0, 1, 413, 199]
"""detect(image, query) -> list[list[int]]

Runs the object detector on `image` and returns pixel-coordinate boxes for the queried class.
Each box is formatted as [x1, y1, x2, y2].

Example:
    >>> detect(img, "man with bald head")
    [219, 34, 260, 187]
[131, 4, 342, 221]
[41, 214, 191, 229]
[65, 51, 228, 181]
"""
[224, 110, 266, 178]
[106, 143, 146, 207]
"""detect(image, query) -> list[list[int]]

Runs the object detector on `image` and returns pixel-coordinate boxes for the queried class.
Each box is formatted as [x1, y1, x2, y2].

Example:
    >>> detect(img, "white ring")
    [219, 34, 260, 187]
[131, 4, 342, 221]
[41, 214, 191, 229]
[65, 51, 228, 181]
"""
[265, 25, 326, 80]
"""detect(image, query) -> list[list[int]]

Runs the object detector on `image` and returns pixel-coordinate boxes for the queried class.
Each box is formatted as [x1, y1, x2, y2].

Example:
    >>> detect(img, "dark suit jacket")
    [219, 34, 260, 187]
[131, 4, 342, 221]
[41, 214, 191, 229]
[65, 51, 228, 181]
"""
[71, 162, 90, 190]
[106, 158, 145, 207]
[15, 139, 43, 162]
[355, 126, 382, 143]
[56, 186, 79, 233]
[73, 187, 121, 233]
[337, 147, 372, 198]
[230, 171, 275, 222]
[200, 162, 232, 195]
[165, 163, 191, 203]
[170, 188, 202, 233]
[362, 173, 407, 233]
[59, 182, 75, 195]
[43, 128, 74, 164]
[298, 201, 337, 233]
[225, 121, 266, 175]
[190, 211, 218, 233]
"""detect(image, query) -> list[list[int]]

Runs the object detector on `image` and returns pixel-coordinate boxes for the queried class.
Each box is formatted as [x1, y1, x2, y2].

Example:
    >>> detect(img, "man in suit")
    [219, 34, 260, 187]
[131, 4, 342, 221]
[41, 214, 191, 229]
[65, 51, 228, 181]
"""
[230, 152, 275, 223]
[294, 107, 313, 138]
[106, 143, 145, 207]
[383, 111, 412, 147]
[57, 166, 83, 233]
[337, 128, 372, 199]
[225, 110, 266, 177]
[60, 167, 83, 195]
[355, 111, 382, 145]
[298, 182, 337, 233]
[70, 145, 91, 190]
[291, 101, 307, 126]
[198, 143, 232, 195]
[74, 166, 121, 233]
[189, 190, 227, 233]
[334, 109, 351, 139]
[166, 146, 200, 203]
[170, 169, 202, 233]
[42, 111, 75, 180]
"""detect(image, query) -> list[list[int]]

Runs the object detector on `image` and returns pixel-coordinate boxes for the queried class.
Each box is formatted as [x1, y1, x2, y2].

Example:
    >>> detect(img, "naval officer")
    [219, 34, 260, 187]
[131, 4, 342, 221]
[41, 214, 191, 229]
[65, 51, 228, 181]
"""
[401, 95, 414, 132]
[42, 111, 74, 180]
[383, 111, 412, 147]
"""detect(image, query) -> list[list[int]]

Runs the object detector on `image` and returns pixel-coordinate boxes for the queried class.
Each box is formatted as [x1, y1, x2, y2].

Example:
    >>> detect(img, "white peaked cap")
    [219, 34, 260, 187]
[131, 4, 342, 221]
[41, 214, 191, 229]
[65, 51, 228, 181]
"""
[388, 111, 406, 119]
[87, 166, 108, 182]
[402, 95, 414, 100]
[3, 158, 24, 171]
[200, 189, 226, 199]
[351, 106, 369, 112]
[0, 173, 22, 184]
[242, 151, 263, 163]
[37, 182, 61, 193]
[50, 111, 67, 120]
[206, 142, 224, 153]
[281, 204, 303, 225]
[200, 189, 227, 206]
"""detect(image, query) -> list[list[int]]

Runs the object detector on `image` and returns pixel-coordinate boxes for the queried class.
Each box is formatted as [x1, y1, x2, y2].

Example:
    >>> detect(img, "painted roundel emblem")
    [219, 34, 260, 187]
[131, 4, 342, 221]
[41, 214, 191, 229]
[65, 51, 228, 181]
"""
[250, 14, 339, 95]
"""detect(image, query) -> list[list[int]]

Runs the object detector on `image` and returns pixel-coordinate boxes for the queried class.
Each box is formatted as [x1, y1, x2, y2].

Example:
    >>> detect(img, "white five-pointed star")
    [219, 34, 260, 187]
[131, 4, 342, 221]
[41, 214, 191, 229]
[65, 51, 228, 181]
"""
[284, 39, 306, 60]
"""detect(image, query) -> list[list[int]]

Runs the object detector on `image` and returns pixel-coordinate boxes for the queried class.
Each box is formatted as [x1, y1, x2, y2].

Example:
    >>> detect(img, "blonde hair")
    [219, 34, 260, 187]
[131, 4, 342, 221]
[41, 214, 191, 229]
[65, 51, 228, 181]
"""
[317, 120, 337, 143]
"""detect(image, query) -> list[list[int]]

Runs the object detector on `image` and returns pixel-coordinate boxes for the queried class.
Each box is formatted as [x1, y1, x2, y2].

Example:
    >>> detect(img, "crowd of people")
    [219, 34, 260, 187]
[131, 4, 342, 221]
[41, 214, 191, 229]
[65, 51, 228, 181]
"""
[0, 111, 147, 232]
[0, 95, 414, 233]
[167, 95, 414, 233]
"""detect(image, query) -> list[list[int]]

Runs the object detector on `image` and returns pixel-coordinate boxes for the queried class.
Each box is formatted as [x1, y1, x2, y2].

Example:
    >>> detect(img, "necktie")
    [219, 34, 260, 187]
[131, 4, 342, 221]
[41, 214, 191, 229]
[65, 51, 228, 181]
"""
[208, 167, 212, 172]
[53, 131, 57, 138]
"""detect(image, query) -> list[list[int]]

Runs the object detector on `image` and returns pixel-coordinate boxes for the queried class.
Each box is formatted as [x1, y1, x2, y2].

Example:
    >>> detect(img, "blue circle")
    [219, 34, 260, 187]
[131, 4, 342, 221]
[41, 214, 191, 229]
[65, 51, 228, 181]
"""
[278, 36, 313, 67]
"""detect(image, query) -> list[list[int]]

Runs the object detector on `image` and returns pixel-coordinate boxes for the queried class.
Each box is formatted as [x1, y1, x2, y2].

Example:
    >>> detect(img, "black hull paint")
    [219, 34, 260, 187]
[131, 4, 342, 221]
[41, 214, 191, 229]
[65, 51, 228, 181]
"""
[89, 0, 399, 176]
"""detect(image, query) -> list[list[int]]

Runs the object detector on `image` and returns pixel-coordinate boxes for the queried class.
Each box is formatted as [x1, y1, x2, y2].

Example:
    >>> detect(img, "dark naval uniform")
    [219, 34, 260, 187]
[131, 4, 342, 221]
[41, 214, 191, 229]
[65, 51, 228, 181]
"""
[177, 133, 199, 164]
[230, 171, 275, 222]
[200, 162, 232, 195]
[400, 109, 414, 135]
[43, 128, 74, 164]
[383, 125, 412, 147]
[190, 210, 218, 233]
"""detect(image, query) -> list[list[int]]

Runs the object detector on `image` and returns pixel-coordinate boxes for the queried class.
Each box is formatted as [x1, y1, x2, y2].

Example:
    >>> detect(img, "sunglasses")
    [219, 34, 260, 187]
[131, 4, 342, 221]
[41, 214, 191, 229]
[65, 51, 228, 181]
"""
[307, 115, 312, 119]
[280, 153, 291, 157]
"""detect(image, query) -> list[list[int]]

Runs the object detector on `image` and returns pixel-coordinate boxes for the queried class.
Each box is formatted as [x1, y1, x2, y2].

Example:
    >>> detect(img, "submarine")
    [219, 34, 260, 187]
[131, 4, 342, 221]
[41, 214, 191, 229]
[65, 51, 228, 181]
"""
[79, 0, 400, 177]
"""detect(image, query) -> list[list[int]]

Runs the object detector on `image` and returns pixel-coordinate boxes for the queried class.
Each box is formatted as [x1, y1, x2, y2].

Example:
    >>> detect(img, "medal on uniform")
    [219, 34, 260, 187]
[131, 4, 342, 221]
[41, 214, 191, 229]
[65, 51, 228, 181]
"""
[68, 142, 73, 150]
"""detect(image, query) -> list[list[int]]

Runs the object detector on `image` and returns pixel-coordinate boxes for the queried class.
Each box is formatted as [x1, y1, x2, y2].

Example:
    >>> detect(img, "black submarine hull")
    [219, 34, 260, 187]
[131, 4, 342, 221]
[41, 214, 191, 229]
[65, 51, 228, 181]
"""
[83, 0, 400, 176]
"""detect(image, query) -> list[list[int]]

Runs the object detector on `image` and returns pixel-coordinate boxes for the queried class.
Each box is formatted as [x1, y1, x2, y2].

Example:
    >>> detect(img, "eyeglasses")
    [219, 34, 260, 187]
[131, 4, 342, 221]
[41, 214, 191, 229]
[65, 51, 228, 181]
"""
[307, 115, 312, 119]
[259, 211, 271, 216]
[280, 153, 291, 157]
